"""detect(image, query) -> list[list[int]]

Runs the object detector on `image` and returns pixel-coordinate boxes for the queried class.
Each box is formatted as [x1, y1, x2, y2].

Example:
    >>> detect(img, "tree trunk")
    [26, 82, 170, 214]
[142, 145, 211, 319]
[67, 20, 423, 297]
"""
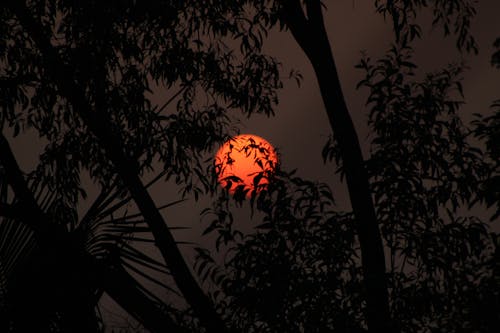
[8, 0, 226, 333]
[282, 1, 393, 332]
[5, 2, 226, 332]
[0, 133, 187, 333]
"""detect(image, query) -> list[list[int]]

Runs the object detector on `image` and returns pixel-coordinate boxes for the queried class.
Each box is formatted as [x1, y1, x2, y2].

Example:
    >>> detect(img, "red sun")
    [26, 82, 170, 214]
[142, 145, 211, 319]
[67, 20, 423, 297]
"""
[215, 134, 278, 197]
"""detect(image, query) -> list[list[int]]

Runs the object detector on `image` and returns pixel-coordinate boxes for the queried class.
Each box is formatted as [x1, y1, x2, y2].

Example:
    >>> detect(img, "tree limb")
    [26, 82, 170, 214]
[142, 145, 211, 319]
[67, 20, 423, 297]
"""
[5, 2, 226, 332]
[0, 130, 185, 333]
[282, 1, 393, 332]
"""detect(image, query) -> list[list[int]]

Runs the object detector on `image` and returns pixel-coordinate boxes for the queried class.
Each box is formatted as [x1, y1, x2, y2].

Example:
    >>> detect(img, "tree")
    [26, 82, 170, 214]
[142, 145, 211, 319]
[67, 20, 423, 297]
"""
[1, 0, 499, 332]
[195, 1, 499, 332]
[1, 0, 282, 331]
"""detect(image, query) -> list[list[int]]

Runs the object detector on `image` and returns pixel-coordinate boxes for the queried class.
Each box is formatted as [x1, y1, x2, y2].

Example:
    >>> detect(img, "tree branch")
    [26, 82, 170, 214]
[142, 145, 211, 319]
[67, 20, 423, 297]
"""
[0, 133, 47, 232]
[0, 128, 184, 333]
[282, 1, 393, 332]
[96, 256, 190, 333]
[280, 0, 315, 59]
[304, 0, 324, 26]
[5, 2, 226, 332]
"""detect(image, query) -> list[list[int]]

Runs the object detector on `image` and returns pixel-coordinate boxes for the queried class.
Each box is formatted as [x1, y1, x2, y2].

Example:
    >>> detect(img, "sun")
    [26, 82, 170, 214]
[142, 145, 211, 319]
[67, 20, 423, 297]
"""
[215, 134, 278, 197]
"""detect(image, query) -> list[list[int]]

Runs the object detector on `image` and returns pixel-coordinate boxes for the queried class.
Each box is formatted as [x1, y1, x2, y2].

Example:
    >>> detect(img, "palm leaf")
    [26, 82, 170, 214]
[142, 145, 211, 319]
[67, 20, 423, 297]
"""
[76, 170, 190, 306]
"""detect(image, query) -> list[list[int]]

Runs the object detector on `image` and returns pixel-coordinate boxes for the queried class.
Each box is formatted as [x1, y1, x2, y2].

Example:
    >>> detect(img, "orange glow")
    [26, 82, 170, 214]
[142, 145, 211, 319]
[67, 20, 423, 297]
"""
[215, 134, 278, 197]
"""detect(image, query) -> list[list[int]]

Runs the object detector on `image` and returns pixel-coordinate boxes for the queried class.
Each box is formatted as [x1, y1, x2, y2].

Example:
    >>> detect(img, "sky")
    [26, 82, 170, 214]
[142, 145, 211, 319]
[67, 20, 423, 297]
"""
[6, 0, 500, 329]
[98, 1, 500, 327]
[100, 1, 500, 327]
[8, 0, 498, 225]
[156, 0, 500, 242]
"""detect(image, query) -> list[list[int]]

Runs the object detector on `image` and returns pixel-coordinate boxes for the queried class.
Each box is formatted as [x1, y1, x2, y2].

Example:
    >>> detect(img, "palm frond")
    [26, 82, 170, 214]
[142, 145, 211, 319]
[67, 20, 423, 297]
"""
[76, 171, 189, 307]
[120, 258, 180, 298]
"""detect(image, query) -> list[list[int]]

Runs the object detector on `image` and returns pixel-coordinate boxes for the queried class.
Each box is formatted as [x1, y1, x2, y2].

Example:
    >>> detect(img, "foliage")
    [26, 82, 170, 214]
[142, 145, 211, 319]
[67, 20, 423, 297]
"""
[1, 1, 499, 332]
[357, 43, 497, 331]
[0, 0, 283, 331]
[0, 0, 283, 206]
[196, 172, 366, 332]
[374, 0, 478, 52]
[474, 101, 500, 221]
[195, 2, 499, 333]
[195, 41, 500, 331]
[473, 37, 500, 221]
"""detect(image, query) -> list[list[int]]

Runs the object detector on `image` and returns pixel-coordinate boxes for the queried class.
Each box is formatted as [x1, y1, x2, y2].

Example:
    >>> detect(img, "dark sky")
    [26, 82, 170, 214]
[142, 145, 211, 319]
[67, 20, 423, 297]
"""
[157, 0, 500, 237]
[102, 1, 500, 325]
[7, 0, 500, 328]
[8, 1, 498, 225]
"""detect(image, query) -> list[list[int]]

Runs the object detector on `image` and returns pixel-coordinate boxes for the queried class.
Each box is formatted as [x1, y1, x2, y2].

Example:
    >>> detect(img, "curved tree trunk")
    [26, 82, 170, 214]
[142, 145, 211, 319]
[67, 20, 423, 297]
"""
[5, 2, 226, 332]
[0, 134, 186, 333]
[281, 1, 393, 332]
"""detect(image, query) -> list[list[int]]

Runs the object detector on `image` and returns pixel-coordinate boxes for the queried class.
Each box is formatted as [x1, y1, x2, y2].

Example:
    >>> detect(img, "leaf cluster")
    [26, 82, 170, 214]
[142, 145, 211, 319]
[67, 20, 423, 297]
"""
[374, 0, 478, 53]
[0, 0, 286, 330]
[357, 44, 498, 331]
[197, 172, 366, 332]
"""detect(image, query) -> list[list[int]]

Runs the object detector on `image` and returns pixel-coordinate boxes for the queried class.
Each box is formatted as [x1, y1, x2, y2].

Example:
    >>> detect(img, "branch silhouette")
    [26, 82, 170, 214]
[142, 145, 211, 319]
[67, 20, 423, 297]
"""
[5, 1, 226, 332]
[0, 132, 185, 332]
[281, 1, 391, 331]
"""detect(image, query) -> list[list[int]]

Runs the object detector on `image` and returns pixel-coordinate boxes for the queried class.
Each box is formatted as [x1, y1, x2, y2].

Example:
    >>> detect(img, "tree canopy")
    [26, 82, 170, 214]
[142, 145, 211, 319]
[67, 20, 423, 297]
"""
[0, 1, 499, 332]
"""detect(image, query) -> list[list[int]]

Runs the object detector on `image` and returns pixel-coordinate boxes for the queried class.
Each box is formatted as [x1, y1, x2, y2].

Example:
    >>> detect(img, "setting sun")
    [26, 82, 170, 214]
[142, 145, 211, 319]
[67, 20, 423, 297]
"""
[215, 134, 278, 197]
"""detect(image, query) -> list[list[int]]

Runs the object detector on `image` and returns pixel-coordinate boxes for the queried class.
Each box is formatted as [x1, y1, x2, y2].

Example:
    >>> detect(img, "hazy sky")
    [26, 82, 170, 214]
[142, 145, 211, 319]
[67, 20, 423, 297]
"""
[129, 0, 500, 279]
[158, 0, 500, 240]
[10, 1, 499, 231]
[7, 0, 500, 328]
[135, 2, 500, 327]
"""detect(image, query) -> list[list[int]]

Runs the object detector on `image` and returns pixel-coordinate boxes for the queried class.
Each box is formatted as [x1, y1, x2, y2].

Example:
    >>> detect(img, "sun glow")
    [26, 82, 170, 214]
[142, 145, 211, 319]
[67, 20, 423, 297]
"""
[215, 134, 278, 197]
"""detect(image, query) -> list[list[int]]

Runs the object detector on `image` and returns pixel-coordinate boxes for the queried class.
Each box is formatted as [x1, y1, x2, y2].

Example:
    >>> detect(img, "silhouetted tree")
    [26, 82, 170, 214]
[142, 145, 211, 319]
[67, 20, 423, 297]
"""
[1, 1, 499, 333]
[195, 1, 499, 333]
[0, 1, 282, 332]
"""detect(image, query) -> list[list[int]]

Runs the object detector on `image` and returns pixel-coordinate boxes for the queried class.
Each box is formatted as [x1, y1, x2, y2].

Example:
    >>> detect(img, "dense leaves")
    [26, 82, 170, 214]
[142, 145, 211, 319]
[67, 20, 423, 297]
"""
[196, 3, 499, 332]
[197, 172, 365, 332]
[0, 0, 284, 331]
[1, 1, 499, 332]
[375, 0, 478, 52]
[473, 37, 500, 221]
[357, 43, 498, 331]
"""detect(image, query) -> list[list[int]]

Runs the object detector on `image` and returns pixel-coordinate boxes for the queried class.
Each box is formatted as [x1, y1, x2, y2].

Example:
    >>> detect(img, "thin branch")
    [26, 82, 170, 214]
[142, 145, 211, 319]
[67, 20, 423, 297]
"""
[155, 86, 187, 115]
[282, 2, 393, 331]
[0, 133, 47, 233]
[5, 2, 226, 331]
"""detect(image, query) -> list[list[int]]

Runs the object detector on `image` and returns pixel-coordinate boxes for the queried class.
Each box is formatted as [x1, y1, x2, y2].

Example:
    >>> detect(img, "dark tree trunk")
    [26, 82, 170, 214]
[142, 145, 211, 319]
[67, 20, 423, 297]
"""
[5, 2, 226, 332]
[282, 1, 393, 332]
[0, 133, 187, 333]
